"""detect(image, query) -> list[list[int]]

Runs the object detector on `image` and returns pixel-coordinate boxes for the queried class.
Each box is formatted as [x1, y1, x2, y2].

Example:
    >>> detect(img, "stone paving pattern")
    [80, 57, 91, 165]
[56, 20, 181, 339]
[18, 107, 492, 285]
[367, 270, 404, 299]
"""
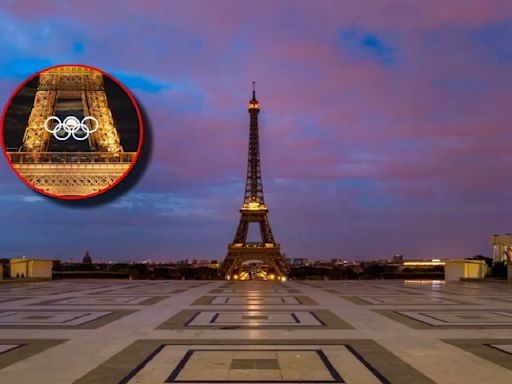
[0, 280, 512, 383]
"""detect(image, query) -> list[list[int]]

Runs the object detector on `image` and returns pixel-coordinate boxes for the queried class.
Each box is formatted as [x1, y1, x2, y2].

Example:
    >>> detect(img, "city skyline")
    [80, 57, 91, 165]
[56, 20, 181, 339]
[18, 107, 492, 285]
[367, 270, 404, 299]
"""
[1, 1, 512, 261]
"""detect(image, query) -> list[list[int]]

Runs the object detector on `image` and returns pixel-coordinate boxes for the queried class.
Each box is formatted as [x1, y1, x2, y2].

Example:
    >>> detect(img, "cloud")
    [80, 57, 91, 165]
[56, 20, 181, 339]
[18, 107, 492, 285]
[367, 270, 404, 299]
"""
[337, 29, 395, 64]
[0, 57, 53, 78]
[111, 73, 170, 93]
[72, 41, 84, 55]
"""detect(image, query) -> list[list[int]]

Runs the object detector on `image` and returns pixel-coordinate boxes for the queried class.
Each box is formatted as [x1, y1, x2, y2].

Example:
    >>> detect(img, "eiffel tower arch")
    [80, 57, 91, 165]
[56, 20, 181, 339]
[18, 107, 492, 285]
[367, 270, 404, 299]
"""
[4, 66, 139, 197]
[220, 84, 289, 280]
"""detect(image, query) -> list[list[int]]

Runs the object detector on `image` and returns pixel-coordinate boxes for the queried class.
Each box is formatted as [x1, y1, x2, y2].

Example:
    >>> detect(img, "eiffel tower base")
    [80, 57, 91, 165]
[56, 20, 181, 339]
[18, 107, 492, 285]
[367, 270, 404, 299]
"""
[220, 244, 289, 281]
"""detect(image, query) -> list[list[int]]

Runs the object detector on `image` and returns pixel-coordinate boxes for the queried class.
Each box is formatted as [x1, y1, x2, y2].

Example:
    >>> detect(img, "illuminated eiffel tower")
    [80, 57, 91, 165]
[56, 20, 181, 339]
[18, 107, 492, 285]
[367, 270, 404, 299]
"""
[7, 66, 135, 196]
[220, 83, 289, 280]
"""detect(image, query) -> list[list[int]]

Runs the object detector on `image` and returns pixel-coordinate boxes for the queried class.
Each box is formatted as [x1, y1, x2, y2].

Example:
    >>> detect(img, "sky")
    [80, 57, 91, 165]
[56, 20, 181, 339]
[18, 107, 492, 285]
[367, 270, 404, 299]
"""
[0, 0, 512, 262]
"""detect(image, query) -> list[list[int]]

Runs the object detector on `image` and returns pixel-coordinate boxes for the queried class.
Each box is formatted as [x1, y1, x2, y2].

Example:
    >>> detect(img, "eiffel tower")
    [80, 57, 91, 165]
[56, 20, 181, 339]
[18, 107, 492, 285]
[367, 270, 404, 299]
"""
[220, 83, 289, 280]
[6, 66, 136, 196]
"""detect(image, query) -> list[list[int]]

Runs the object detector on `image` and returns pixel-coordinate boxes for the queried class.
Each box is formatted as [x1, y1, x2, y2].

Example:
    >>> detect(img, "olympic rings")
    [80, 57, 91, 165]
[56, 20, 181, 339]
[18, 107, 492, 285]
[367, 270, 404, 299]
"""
[44, 115, 99, 141]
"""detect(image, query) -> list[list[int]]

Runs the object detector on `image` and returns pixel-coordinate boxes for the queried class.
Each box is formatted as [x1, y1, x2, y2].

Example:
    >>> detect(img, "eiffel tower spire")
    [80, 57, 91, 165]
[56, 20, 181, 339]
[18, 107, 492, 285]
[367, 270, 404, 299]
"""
[243, 81, 266, 209]
[220, 84, 289, 280]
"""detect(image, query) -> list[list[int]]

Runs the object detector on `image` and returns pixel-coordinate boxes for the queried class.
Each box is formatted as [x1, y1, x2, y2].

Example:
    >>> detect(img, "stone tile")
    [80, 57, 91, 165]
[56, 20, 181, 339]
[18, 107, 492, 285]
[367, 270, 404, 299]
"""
[0, 339, 66, 370]
[0, 309, 134, 329]
[189, 310, 323, 326]
[32, 295, 163, 306]
[0, 344, 21, 354]
[157, 309, 352, 329]
[346, 295, 464, 305]
[399, 310, 512, 326]
[230, 358, 280, 369]
[489, 344, 512, 354]
[444, 339, 512, 373]
[0, 297, 30, 304]
[74, 341, 433, 384]
[208, 296, 302, 305]
[5, 280, 512, 383]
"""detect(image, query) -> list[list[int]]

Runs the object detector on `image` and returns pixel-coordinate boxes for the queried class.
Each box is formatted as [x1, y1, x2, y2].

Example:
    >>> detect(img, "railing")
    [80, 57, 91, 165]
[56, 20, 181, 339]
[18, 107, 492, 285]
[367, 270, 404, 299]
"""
[7, 152, 137, 164]
[38, 84, 104, 92]
[230, 242, 280, 248]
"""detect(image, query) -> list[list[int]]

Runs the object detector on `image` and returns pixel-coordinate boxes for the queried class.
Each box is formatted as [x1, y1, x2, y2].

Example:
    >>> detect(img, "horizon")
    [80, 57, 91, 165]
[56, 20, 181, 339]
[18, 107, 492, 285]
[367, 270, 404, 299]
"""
[1, 1, 512, 262]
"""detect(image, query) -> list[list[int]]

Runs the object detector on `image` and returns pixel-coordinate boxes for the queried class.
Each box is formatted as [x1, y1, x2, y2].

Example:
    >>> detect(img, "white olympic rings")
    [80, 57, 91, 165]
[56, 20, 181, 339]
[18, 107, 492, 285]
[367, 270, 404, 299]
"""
[44, 116, 98, 141]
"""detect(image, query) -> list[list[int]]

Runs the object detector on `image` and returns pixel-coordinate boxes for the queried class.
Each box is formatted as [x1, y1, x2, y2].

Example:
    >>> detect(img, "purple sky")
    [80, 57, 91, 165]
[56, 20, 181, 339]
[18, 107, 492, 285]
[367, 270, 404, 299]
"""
[1, 0, 512, 262]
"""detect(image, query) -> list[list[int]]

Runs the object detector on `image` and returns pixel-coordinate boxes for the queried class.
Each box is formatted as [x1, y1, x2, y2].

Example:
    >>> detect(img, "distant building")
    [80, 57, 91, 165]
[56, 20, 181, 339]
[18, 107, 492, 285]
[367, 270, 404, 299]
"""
[82, 251, 92, 264]
[287, 258, 308, 266]
[491, 234, 512, 264]
[209, 262, 220, 269]
[10, 258, 53, 279]
[445, 260, 488, 281]
[391, 254, 403, 263]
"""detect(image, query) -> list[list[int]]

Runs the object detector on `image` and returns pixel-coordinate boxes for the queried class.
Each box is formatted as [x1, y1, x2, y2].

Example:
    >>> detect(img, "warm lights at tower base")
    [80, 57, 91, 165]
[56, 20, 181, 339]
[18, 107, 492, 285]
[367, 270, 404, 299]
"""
[224, 272, 288, 281]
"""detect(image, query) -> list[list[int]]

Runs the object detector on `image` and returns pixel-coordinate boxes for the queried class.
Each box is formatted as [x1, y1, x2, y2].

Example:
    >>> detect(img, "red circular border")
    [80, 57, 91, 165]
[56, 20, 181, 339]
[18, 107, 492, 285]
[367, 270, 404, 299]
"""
[0, 64, 144, 200]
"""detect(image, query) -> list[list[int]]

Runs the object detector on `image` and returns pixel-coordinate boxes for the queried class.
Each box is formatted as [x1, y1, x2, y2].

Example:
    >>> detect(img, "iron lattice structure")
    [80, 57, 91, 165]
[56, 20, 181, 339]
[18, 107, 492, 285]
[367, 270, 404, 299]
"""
[21, 66, 123, 153]
[9, 66, 134, 196]
[220, 84, 289, 280]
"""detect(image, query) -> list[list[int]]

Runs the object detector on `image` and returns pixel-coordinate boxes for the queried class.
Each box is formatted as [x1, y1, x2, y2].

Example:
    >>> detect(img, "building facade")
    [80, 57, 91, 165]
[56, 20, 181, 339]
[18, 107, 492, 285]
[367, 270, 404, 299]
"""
[9, 259, 53, 279]
[490, 234, 512, 264]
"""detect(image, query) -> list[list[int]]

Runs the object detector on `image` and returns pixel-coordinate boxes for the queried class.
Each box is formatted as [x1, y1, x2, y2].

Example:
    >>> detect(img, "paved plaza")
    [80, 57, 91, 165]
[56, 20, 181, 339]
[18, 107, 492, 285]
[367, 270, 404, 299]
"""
[1, 280, 512, 383]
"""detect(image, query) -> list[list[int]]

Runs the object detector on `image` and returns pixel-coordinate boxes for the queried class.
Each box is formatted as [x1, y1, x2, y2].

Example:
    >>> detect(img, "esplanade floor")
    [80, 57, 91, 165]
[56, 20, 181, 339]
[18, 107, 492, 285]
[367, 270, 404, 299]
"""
[1, 280, 512, 383]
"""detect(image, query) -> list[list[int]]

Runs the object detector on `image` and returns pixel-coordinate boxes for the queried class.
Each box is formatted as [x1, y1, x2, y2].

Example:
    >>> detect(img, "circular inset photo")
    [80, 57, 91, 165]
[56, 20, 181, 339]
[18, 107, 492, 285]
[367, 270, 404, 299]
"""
[1, 64, 143, 199]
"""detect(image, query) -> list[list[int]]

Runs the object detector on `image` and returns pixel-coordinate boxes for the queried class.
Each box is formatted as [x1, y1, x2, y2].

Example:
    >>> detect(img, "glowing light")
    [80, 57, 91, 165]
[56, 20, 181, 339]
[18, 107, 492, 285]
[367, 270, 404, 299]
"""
[248, 101, 260, 109]
[403, 261, 445, 266]
[404, 280, 446, 285]
[243, 201, 267, 211]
